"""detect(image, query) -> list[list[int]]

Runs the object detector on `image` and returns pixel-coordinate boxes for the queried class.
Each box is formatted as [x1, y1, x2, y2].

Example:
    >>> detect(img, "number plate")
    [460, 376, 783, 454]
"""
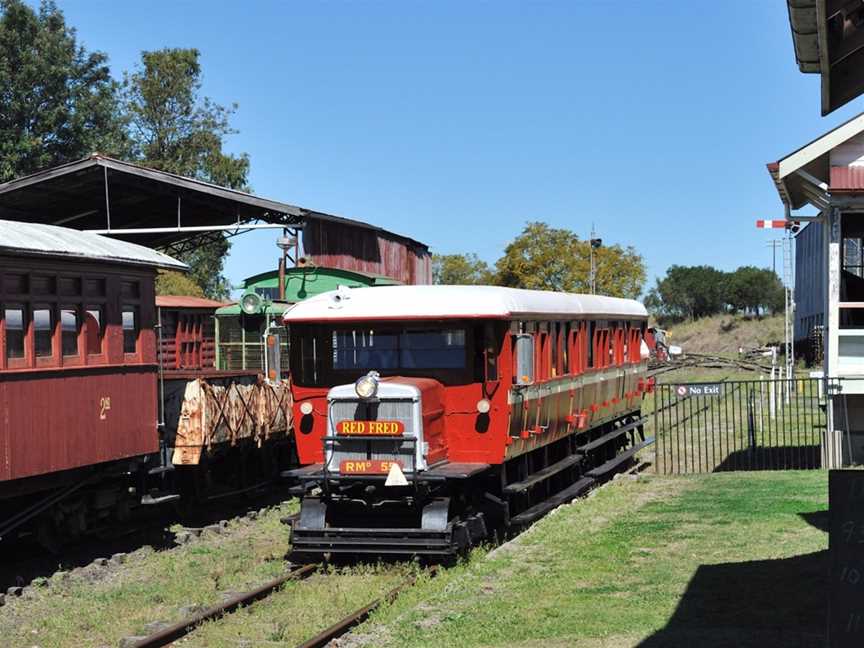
[335, 420, 405, 436]
[339, 460, 403, 475]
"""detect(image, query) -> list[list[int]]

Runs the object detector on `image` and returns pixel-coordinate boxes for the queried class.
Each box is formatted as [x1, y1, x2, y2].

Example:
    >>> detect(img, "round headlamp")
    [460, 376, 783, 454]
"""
[299, 401, 314, 415]
[240, 291, 263, 315]
[354, 372, 379, 399]
[476, 398, 491, 414]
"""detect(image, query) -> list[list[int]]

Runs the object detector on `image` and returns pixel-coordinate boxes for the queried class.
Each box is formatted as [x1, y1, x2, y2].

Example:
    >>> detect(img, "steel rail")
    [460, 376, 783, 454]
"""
[295, 567, 437, 648]
[130, 563, 317, 648]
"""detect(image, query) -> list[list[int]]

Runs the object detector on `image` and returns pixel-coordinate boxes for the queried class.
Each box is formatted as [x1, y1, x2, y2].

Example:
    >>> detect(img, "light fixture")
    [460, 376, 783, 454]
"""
[299, 401, 314, 415]
[240, 291, 263, 315]
[354, 371, 379, 399]
[476, 398, 491, 414]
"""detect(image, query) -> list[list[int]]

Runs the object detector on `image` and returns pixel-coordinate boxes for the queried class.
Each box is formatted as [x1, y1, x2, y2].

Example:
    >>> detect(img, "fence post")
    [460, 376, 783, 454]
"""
[747, 387, 756, 455]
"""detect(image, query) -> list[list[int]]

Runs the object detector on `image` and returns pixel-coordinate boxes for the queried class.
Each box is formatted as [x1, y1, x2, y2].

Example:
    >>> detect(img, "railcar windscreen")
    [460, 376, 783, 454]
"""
[290, 323, 480, 386]
[332, 328, 466, 370]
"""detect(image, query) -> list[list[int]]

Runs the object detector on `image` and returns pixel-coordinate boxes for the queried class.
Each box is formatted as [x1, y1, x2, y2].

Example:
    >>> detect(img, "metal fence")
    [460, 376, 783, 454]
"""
[650, 377, 832, 474]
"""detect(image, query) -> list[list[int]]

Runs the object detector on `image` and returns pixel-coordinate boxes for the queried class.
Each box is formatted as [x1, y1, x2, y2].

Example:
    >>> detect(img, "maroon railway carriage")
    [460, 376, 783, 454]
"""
[284, 285, 654, 559]
[0, 220, 186, 545]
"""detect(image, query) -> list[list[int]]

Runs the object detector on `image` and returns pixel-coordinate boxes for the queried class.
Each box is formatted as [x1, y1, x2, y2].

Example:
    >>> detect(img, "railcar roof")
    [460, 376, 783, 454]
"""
[282, 285, 647, 322]
[0, 220, 187, 270]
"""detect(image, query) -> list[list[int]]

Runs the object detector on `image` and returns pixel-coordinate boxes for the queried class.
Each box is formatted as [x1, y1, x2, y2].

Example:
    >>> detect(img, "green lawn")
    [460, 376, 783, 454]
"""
[354, 471, 829, 648]
[0, 502, 299, 648]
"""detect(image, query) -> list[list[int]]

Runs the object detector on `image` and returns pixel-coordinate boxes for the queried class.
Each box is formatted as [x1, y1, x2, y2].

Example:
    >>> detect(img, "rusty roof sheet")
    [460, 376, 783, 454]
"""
[156, 295, 226, 309]
[0, 219, 187, 270]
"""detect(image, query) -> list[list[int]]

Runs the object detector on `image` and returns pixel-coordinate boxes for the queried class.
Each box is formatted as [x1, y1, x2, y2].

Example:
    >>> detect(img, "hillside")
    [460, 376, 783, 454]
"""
[662, 314, 784, 355]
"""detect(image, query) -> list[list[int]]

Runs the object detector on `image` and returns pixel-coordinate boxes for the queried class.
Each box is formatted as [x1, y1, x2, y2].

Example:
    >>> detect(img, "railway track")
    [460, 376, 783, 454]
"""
[127, 563, 436, 648]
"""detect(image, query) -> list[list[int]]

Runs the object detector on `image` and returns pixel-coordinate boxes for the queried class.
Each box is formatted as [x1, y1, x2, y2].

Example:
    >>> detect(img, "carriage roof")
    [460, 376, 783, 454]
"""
[0, 220, 187, 270]
[282, 285, 647, 322]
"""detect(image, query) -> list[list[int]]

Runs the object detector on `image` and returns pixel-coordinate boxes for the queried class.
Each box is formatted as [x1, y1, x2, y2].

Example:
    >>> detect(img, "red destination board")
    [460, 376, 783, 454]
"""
[335, 420, 405, 436]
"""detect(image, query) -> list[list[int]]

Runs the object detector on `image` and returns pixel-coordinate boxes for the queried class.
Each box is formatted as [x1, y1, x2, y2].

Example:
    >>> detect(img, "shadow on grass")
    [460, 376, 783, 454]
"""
[711, 446, 822, 472]
[638, 549, 827, 648]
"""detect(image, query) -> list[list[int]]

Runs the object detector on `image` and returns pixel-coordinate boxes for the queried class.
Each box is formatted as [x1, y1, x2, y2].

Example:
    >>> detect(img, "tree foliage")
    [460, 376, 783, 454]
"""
[121, 48, 251, 299]
[0, 0, 125, 181]
[646, 264, 786, 321]
[432, 253, 493, 285]
[155, 271, 205, 298]
[493, 222, 646, 299]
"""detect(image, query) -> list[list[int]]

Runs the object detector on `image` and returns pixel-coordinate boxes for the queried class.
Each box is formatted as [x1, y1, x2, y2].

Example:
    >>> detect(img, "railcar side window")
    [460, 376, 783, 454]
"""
[33, 306, 53, 358]
[122, 307, 139, 354]
[4, 306, 25, 360]
[61, 307, 80, 357]
[85, 307, 103, 355]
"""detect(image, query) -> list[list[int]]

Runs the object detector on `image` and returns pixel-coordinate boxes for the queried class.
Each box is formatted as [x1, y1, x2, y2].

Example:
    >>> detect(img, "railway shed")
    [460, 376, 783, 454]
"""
[768, 110, 864, 465]
[0, 154, 432, 285]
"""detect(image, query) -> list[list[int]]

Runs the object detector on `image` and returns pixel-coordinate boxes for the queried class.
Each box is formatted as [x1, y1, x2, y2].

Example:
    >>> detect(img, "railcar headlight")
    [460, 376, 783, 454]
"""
[240, 291, 263, 315]
[354, 372, 379, 399]
[476, 398, 491, 414]
[299, 401, 314, 415]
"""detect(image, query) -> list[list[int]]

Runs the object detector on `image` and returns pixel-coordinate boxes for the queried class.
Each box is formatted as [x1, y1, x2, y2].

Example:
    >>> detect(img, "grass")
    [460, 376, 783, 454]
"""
[0, 502, 300, 647]
[0, 500, 419, 648]
[351, 471, 829, 648]
[664, 314, 785, 355]
[188, 563, 413, 646]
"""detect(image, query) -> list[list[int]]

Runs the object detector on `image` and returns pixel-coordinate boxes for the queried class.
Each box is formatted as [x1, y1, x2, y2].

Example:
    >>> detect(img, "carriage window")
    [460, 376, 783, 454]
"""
[61, 307, 80, 357]
[4, 306, 25, 360]
[86, 306, 103, 355]
[122, 307, 139, 354]
[34, 307, 53, 357]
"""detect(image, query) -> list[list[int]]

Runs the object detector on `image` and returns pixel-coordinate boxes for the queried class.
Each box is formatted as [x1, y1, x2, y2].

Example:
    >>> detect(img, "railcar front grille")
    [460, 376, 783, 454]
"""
[327, 398, 419, 474]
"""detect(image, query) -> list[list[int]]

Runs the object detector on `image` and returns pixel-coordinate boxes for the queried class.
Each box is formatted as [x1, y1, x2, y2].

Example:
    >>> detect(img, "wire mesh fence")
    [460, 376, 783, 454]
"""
[650, 377, 834, 474]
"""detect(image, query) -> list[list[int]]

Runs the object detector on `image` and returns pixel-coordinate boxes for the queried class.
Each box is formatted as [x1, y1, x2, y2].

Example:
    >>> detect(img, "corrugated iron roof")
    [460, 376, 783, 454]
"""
[155, 295, 226, 309]
[0, 155, 430, 252]
[0, 219, 187, 270]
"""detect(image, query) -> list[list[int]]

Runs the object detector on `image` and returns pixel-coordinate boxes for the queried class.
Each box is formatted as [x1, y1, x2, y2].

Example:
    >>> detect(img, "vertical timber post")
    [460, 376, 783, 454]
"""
[826, 208, 842, 468]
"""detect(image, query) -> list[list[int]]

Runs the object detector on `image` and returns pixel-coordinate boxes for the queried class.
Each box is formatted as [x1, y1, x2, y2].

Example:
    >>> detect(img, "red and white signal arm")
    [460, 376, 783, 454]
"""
[756, 219, 800, 232]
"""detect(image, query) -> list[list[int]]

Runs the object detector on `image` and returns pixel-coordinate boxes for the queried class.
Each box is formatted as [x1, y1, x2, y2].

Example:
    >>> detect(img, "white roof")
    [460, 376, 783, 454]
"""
[283, 285, 647, 322]
[0, 220, 187, 270]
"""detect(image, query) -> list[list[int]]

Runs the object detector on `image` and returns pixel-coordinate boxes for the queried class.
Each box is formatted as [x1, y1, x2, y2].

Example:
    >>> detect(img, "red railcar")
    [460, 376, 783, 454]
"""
[284, 285, 653, 558]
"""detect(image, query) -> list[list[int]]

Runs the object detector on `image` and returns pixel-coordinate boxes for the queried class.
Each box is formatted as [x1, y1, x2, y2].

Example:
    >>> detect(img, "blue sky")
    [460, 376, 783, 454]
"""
[53, 0, 861, 293]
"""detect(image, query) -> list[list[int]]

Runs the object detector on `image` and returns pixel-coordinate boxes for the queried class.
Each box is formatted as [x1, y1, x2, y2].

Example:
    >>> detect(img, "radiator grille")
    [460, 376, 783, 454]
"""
[327, 399, 418, 473]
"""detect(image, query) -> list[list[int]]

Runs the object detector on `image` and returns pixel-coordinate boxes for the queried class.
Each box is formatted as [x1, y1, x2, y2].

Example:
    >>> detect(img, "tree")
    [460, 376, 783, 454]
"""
[493, 222, 645, 299]
[122, 48, 250, 299]
[727, 266, 785, 316]
[432, 253, 493, 285]
[646, 265, 728, 320]
[0, 0, 125, 182]
[156, 271, 205, 298]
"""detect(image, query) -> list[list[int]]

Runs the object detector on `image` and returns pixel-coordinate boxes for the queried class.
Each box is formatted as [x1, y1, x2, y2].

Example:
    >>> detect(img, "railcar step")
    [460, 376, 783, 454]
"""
[503, 454, 583, 494]
[577, 417, 647, 453]
[508, 477, 595, 528]
[585, 437, 655, 479]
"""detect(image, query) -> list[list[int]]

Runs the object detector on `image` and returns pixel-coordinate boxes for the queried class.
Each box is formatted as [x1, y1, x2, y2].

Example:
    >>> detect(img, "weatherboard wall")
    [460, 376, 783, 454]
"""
[794, 221, 826, 347]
